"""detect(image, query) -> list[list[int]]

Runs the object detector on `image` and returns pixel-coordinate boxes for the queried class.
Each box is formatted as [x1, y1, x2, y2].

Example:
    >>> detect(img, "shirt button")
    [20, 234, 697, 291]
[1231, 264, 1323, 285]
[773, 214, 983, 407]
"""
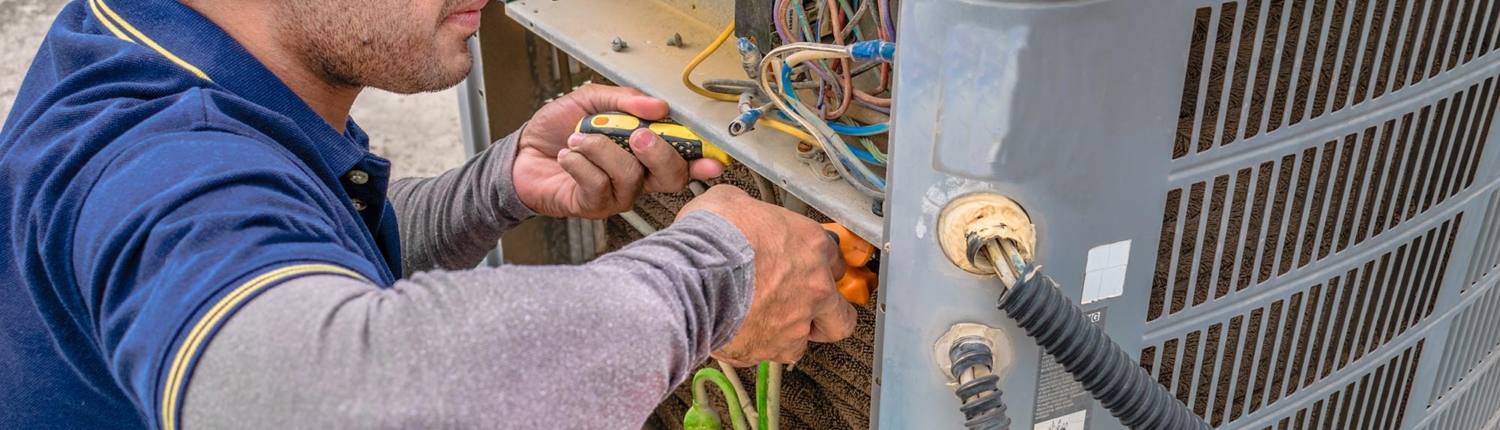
[347, 170, 370, 185]
[352, 198, 368, 211]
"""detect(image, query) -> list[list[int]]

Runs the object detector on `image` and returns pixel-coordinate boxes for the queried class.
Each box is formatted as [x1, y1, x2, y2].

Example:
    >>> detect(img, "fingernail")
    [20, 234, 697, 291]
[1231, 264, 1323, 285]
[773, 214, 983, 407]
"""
[630, 128, 655, 150]
[557, 148, 572, 158]
[568, 133, 585, 148]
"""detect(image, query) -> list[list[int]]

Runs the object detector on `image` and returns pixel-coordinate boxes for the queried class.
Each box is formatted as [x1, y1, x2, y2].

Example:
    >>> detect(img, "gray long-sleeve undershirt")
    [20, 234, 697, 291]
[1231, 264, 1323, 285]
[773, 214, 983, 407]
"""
[181, 131, 756, 428]
[386, 129, 536, 273]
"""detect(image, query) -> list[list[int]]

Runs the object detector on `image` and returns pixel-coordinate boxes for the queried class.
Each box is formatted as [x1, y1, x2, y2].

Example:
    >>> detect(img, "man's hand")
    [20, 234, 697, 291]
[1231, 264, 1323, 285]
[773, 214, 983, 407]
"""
[679, 185, 858, 366]
[514, 84, 726, 219]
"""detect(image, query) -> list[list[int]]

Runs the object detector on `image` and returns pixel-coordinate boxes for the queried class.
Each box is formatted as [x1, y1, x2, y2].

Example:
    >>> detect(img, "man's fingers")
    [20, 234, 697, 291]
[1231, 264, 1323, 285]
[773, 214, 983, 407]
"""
[689, 159, 726, 180]
[808, 300, 857, 343]
[773, 340, 809, 364]
[556, 147, 614, 213]
[572, 84, 670, 120]
[569, 133, 646, 209]
[711, 353, 754, 369]
[820, 232, 847, 281]
[629, 128, 691, 193]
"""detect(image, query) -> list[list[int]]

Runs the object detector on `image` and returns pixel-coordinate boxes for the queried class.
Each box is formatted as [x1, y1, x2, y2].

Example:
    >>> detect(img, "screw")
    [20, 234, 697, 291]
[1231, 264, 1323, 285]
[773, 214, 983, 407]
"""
[822, 163, 838, 178]
[611, 37, 628, 52]
[666, 33, 683, 47]
[872, 199, 884, 217]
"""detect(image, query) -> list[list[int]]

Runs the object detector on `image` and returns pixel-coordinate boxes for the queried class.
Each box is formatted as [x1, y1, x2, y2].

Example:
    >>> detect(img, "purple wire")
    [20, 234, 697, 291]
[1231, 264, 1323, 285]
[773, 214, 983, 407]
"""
[854, 97, 890, 114]
[774, 0, 793, 45]
[768, 0, 889, 116]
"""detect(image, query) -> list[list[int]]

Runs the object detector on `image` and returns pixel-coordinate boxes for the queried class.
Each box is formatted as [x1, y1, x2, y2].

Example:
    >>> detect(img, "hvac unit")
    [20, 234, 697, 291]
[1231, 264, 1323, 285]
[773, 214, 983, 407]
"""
[497, 0, 1500, 428]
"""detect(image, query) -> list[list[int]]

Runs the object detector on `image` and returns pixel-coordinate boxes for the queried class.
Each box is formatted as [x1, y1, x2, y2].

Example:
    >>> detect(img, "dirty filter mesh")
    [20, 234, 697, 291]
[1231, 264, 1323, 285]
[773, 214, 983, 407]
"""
[601, 162, 876, 430]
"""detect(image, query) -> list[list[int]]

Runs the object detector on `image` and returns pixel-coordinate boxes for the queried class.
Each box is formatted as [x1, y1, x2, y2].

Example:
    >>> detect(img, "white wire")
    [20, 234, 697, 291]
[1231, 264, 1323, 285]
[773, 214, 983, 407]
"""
[719, 360, 759, 430]
[757, 51, 883, 198]
[618, 210, 658, 235]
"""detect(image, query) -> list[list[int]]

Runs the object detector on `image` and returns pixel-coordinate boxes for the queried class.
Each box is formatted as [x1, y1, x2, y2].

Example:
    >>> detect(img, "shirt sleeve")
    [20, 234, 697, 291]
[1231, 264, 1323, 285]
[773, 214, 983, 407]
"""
[69, 131, 385, 430]
[387, 126, 536, 274]
[180, 210, 755, 429]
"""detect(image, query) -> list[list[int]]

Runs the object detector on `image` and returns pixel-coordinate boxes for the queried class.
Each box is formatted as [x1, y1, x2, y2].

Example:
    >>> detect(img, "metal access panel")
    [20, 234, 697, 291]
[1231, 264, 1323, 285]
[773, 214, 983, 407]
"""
[878, 1, 1500, 430]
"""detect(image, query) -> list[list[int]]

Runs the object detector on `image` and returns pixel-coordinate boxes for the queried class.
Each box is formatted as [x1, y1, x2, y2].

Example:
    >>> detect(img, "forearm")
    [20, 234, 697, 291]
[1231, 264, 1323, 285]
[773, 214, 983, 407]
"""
[182, 211, 753, 429]
[388, 128, 536, 274]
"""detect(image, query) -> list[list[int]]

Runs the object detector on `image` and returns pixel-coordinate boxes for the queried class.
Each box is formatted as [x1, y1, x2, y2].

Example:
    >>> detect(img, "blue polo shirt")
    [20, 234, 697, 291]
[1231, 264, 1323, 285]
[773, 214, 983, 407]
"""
[0, 0, 405, 428]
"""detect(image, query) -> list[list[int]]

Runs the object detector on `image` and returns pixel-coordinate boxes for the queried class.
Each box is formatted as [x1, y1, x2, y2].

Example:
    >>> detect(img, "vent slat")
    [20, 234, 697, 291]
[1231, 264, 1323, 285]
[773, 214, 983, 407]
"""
[1412, 0, 1445, 85]
[1352, 0, 1386, 106]
[1480, 0, 1500, 55]
[1250, 0, 1289, 139]
[1197, 176, 1232, 306]
[1372, 0, 1411, 98]
[1431, 0, 1462, 75]
[1334, 0, 1372, 111]
[1313, 0, 1348, 120]
[1226, 0, 1264, 147]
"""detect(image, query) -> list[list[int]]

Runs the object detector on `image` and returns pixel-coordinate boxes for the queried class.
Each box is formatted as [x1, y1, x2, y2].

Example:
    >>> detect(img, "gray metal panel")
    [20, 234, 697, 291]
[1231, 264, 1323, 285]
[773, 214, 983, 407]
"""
[878, 0, 1500, 429]
[877, 1, 1189, 428]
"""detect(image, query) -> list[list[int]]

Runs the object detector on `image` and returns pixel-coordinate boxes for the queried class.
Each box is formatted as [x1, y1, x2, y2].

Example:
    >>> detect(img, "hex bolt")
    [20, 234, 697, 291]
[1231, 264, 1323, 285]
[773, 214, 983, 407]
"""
[611, 37, 628, 52]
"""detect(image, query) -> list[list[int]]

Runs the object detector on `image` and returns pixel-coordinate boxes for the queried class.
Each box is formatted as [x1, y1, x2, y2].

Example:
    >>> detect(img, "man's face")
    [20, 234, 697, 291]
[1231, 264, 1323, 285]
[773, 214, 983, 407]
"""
[275, 0, 485, 94]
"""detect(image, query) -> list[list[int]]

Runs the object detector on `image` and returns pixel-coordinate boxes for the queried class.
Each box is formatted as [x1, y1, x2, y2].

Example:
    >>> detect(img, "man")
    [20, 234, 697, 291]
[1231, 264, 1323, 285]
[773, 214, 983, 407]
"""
[0, 0, 858, 427]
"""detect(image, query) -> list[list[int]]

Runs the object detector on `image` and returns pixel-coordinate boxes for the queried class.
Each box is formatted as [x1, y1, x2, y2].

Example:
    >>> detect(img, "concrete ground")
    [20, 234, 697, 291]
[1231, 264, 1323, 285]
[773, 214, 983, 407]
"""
[0, 0, 465, 180]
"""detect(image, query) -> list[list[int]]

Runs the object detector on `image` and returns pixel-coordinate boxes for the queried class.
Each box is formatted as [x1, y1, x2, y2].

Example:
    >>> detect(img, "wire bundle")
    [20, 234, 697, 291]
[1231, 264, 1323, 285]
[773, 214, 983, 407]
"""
[681, 0, 895, 196]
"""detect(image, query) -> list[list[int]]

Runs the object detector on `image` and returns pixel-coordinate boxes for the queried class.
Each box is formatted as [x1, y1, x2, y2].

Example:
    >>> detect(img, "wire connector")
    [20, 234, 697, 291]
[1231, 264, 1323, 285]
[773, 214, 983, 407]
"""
[729, 109, 764, 136]
[848, 41, 896, 62]
[736, 38, 763, 80]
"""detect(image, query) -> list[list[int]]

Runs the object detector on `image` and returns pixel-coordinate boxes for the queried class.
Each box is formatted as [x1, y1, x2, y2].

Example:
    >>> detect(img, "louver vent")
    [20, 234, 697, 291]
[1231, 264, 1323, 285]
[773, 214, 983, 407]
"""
[1150, 77, 1495, 321]
[1174, 0, 1500, 159]
[1258, 341, 1423, 430]
[1140, 217, 1456, 425]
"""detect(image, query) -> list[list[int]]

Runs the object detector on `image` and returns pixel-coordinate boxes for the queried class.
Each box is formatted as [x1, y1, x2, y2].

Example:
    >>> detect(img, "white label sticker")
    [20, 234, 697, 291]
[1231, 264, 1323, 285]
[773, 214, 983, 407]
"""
[1033, 410, 1087, 430]
[1081, 240, 1131, 305]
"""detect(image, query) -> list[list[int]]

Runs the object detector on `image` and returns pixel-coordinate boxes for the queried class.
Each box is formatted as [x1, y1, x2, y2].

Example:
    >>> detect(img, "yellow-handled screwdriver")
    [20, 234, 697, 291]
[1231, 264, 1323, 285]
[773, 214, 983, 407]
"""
[575, 112, 733, 166]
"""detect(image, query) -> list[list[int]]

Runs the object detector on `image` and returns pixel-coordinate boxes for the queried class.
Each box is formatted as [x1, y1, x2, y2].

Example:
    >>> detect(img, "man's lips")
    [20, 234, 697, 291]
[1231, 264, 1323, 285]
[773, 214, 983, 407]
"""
[444, 0, 486, 29]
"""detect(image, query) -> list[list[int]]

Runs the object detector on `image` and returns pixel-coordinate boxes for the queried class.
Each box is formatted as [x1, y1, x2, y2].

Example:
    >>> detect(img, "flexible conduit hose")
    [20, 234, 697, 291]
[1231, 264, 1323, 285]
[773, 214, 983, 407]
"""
[948, 337, 1011, 430]
[996, 270, 1211, 430]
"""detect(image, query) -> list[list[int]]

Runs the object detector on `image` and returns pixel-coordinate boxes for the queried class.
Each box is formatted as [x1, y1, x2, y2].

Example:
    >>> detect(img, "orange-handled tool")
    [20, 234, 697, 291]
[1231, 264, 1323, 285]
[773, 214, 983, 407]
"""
[823, 223, 877, 306]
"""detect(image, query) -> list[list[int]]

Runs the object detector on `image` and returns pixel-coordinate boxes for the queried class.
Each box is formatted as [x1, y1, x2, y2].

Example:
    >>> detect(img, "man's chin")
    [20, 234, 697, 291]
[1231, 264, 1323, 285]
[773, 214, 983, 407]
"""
[371, 55, 472, 95]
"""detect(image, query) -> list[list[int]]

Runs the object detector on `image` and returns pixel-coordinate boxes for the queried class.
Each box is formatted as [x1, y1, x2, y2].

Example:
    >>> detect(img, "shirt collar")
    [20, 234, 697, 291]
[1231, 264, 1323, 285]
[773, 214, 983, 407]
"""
[94, 0, 374, 176]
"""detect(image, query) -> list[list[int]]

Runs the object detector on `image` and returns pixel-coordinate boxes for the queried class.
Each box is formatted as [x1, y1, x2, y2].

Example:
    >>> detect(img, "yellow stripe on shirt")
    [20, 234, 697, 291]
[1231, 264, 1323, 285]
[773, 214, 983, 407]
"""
[87, 0, 130, 41]
[159, 264, 368, 430]
[92, 0, 212, 82]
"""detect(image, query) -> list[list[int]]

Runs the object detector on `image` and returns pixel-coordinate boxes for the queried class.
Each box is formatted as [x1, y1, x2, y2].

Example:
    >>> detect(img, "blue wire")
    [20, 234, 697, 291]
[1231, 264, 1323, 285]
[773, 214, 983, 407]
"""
[831, 122, 888, 136]
[845, 143, 885, 166]
[770, 111, 888, 136]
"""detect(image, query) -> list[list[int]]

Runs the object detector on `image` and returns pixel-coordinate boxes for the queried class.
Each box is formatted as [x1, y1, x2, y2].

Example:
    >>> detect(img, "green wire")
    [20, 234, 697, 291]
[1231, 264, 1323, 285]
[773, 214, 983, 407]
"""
[837, 0, 864, 42]
[757, 361, 770, 430]
[690, 368, 749, 430]
[859, 136, 885, 163]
